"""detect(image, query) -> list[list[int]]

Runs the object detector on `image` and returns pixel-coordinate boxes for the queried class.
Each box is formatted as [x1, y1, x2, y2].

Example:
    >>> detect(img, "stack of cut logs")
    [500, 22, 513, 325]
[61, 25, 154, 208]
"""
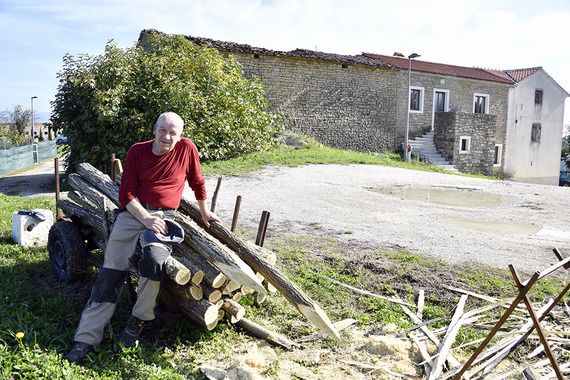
[58, 163, 340, 346]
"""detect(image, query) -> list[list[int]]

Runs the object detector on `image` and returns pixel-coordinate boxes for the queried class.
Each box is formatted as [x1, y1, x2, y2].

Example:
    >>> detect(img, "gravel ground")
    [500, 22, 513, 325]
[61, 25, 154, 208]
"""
[197, 164, 570, 271]
[3, 160, 570, 271]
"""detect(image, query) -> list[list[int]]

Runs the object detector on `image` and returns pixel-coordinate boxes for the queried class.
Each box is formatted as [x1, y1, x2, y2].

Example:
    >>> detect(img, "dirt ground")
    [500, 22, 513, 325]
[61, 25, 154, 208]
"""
[197, 164, 570, 273]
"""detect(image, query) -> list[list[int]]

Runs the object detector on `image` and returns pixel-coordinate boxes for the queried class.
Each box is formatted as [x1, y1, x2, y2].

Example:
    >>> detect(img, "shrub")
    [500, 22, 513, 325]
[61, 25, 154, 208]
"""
[51, 34, 281, 171]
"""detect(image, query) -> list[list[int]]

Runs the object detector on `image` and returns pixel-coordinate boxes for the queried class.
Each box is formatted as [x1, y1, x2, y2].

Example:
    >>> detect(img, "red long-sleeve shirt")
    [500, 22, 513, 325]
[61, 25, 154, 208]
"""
[119, 137, 207, 209]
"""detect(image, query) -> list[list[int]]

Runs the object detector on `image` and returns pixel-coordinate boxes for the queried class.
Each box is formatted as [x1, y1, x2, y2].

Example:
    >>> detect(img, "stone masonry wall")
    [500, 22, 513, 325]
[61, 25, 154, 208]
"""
[233, 53, 402, 152]
[434, 112, 497, 174]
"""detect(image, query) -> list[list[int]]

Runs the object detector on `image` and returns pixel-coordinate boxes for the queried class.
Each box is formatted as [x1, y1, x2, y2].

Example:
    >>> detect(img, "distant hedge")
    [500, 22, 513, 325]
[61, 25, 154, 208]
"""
[51, 34, 281, 171]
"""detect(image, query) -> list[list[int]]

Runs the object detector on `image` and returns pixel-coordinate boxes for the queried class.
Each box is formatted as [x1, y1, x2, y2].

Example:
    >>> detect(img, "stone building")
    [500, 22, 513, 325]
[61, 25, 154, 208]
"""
[138, 30, 567, 181]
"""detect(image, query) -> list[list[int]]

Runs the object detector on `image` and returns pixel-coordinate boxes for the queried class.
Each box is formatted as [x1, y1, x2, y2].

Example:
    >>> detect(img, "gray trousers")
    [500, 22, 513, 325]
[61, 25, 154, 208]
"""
[74, 209, 174, 346]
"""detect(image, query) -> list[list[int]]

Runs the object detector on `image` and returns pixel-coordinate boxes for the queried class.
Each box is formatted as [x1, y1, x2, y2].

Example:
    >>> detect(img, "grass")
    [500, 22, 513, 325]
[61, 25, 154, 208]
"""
[201, 136, 486, 177]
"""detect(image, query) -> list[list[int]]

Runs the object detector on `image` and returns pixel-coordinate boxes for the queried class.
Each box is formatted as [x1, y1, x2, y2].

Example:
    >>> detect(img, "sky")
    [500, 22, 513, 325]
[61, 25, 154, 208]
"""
[1, 0, 570, 123]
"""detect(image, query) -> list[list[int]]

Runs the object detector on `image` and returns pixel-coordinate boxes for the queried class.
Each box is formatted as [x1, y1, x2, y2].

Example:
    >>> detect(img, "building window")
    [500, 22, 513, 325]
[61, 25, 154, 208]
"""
[434, 89, 449, 112]
[534, 89, 543, 105]
[531, 123, 541, 142]
[473, 93, 490, 114]
[494, 144, 503, 166]
[459, 136, 471, 153]
[409, 86, 424, 113]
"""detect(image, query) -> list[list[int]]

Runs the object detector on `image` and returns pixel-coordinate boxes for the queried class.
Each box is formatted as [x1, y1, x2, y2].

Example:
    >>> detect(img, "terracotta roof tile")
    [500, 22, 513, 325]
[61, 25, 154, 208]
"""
[362, 53, 514, 84]
[503, 67, 542, 82]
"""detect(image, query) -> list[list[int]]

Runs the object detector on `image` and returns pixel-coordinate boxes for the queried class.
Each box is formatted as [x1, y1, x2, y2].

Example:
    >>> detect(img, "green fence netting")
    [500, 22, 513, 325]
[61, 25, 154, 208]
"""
[0, 140, 57, 176]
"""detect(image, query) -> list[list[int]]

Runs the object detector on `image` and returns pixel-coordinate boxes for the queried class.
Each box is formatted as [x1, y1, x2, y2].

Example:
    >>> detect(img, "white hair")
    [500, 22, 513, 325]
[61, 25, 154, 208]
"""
[156, 112, 184, 129]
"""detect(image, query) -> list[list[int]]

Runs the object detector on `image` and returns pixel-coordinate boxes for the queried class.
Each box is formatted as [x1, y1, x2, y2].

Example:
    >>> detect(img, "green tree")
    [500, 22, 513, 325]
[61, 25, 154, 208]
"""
[10, 105, 32, 134]
[51, 35, 281, 172]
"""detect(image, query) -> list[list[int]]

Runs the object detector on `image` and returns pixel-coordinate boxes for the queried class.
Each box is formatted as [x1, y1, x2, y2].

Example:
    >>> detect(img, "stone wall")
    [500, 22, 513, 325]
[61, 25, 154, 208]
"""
[434, 112, 497, 174]
[233, 53, 403, 152]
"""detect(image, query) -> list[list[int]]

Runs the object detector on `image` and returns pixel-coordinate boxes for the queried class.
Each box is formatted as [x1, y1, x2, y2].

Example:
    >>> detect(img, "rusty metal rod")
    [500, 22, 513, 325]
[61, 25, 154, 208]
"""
[230, 195, 242, 232]
[54, 157, 61, 219]
[454, 270, 541, 379]
[210, 176, 222, 212]
[510, 267, 563, 379]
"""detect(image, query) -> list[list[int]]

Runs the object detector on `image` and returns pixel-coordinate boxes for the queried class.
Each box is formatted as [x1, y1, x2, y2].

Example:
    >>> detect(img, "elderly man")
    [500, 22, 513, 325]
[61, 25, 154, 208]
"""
[66, 112, 218, 363]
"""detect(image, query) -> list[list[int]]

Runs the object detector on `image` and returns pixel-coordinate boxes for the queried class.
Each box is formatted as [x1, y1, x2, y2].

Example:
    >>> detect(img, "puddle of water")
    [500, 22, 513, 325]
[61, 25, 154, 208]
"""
[442, 216, 541, 235]
[369, 187, 503, 208]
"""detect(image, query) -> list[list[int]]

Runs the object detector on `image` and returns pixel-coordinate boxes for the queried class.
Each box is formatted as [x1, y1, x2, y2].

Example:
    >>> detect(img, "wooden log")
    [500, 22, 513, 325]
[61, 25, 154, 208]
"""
[179, 199, 340, 340]
[175, 213, 266, 298]
[223, 280, 241, 295]
[222, 298, 246, 323]
[189, 284, 203, 301]
[58, 197, 106, 242]
[179, 199, 276, 264]
[173, 245, 226, 287]
[296, 318, 358, 343]
[76, 163, 120, 207]
[428, 294, 467, 379]
[163, 256, 191, 285]
[68, 173, 117, 214]
[202, 283, 223, 303]
[235, 317, 298, 350]
[67, 191, 100, 221]
[178, 298, 220, 330]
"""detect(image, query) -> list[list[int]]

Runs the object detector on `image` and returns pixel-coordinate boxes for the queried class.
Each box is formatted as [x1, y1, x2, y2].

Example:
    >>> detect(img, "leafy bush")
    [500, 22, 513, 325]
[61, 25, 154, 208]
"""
[51, 34, 281, 172]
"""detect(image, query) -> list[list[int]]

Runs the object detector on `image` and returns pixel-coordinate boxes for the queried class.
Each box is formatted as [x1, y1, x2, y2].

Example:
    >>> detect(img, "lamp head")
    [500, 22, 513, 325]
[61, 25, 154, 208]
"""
[408, 53, 421, 59]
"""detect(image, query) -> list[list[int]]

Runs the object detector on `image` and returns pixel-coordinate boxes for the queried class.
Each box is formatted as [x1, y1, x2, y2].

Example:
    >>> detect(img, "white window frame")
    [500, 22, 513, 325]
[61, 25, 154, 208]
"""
[432, 89, 450, 130]
[459, 136, 471, 154]
[473, 93, 490, 114]
[493, 144, 503, 166]
[409, 86, 425, 113]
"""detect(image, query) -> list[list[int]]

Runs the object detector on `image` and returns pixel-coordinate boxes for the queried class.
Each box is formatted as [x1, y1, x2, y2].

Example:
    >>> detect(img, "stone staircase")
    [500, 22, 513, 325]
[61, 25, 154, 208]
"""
[409, 131, 458, 172]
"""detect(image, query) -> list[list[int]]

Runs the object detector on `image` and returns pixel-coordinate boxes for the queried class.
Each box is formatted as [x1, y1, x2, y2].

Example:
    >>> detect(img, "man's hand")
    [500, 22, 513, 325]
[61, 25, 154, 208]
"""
[201, 210, 220, 229]
[142, 215, 168, 234]
[126, 198, 168, 234]
[197, 199, 220, 228]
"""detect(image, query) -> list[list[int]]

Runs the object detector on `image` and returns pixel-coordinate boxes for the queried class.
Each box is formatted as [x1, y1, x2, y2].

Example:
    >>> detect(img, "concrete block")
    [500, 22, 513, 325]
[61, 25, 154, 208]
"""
[11, 209, 54, 247]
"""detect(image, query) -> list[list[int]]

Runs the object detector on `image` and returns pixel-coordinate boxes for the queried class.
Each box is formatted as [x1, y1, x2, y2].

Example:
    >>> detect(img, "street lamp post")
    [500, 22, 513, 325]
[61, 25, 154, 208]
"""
[31, 96, 38, 163]
[395, 52, 420, 162]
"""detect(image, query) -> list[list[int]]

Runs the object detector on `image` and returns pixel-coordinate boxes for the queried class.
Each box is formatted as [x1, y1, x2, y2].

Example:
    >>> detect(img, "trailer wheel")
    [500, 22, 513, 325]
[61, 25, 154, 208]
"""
[48, 220, 87, 282]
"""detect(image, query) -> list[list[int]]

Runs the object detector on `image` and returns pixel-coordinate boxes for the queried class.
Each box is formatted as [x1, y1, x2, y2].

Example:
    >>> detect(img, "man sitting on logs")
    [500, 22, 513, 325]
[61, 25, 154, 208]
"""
[65, 112, 219, 364]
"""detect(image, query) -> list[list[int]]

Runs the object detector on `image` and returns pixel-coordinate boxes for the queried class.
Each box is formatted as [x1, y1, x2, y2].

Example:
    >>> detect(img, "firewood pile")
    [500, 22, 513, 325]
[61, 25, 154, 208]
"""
[57, 162, 340, 347]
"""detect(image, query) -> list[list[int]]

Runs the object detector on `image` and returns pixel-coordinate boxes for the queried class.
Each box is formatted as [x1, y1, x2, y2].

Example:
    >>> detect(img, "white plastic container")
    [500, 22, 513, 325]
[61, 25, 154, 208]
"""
[11, 209, 54, 247]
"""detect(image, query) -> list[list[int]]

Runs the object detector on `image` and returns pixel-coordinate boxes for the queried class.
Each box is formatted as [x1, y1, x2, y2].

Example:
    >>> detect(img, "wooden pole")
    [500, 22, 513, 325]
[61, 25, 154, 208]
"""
[54, 157, 61, 219]
[255, 211, 269, 246]
[230, 195, 241, 232]
[111, 153, 116, 181]
[210, 176, 222, 212]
